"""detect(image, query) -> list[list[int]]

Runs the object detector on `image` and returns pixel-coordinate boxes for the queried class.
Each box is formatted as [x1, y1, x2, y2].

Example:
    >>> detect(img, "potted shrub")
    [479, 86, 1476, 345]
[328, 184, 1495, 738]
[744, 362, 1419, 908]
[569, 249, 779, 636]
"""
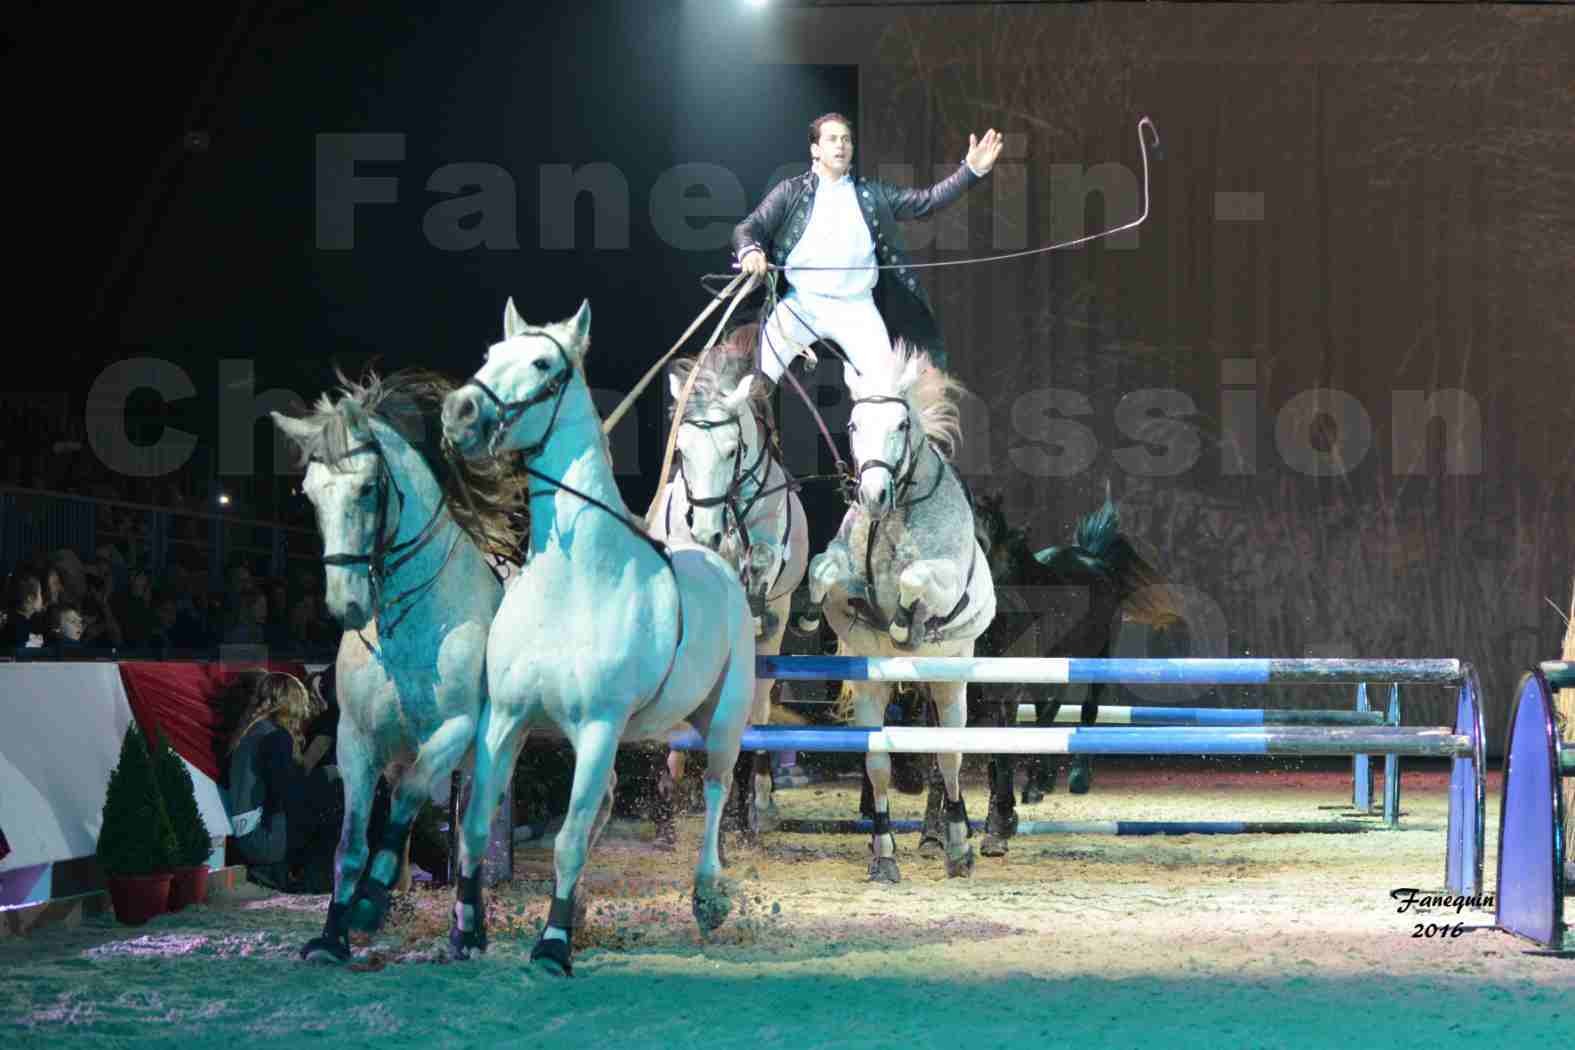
[153, 731, 214, 911]
[97, 723, 179, 925]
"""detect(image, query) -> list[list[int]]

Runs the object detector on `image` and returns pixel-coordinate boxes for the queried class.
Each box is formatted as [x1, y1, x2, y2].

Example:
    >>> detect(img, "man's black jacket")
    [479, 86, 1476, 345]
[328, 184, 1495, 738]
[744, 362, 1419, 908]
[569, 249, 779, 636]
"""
[732, 162, 983, 370]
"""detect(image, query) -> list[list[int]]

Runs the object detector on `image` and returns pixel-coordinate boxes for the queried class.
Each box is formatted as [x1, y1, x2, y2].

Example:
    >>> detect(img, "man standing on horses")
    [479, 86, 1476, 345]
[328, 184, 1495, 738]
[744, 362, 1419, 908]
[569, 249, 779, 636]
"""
[733, 113, 1003, 384]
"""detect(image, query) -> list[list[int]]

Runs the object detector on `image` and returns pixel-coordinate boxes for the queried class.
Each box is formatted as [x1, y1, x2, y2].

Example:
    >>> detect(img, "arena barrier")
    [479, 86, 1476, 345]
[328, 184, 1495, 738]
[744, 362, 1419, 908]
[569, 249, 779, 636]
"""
[783, 680, 1406, 826]
[1494, 661, 1575, 947]
[669, 657, 1486, 896]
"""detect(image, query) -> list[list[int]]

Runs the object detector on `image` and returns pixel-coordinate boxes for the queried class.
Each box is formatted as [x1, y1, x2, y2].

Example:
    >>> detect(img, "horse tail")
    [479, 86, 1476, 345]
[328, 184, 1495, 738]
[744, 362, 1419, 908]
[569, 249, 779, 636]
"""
[1056, 494, 1182, 630]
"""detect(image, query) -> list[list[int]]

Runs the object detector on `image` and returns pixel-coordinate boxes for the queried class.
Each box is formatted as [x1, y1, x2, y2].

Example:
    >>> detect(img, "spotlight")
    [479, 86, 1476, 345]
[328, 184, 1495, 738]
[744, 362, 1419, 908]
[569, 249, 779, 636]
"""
[217, 494, 231, 506]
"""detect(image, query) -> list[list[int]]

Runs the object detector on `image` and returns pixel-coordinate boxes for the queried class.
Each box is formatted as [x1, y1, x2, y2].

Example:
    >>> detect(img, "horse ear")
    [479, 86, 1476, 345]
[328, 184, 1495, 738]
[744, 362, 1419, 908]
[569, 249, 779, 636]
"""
[668, 370, 685, 402]
[722, 372, 757, 412]
[503, 297, 530, 340]
[896, 353, 924, 393]
[564, 299, 592, 357]
[270, 412, 316, 452]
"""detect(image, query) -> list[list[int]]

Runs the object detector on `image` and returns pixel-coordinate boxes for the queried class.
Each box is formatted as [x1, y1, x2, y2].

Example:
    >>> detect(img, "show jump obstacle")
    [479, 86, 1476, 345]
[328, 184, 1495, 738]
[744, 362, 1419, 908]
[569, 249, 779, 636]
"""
[670, 657, 1487, 897]
[1495, 661, 1575, 947]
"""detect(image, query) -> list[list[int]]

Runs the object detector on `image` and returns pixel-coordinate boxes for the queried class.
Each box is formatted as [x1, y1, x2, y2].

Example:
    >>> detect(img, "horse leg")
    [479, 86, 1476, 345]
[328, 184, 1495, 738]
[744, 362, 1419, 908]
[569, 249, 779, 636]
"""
[1022, 692, 1060, 803]
[299, 727, 377, 963]
[851, 682, 900, 883]
[932, 680, 975, 878]
[1069, 678, 1104, 795]
[751, 605, 791, 835]
[449, 701, 528, 961]
[652, 747, 682, 849]
[530, 719, 623, 976]
[349, 713, 476, 933]
[981, 693, 1019, 858]
[688, 619, 754, 932]
[917, 692, 946, 859]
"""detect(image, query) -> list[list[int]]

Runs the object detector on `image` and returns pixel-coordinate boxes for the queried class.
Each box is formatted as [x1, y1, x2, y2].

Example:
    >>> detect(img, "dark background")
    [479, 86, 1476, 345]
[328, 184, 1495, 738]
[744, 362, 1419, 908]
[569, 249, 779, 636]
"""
[7, 0, 1575, 743]
[10, 1, 853, 522]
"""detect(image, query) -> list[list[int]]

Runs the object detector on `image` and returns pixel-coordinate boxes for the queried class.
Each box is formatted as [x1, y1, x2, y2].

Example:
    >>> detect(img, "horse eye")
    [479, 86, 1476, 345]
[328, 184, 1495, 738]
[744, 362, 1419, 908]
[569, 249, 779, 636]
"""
[533, 358, 551, 372]
[897, 420, 910, 431]
[847, 421, 858, 434]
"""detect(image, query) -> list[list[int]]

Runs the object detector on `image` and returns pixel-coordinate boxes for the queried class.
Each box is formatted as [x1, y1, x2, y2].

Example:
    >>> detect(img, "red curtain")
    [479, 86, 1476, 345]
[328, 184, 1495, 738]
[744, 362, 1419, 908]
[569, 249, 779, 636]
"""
[118, 662, 309, 782]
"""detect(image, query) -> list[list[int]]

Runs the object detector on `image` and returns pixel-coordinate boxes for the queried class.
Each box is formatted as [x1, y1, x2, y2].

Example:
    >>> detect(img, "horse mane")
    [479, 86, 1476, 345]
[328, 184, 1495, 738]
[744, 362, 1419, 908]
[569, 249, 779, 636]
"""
[668, 326, 773, 424]
[288, 366, 529, 566]
[869, 341, 965, 461]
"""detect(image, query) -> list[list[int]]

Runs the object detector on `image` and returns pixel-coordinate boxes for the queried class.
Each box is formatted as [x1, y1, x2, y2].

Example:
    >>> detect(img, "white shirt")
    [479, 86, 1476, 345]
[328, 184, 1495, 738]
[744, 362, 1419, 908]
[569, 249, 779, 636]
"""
[784, 173, 877, 301]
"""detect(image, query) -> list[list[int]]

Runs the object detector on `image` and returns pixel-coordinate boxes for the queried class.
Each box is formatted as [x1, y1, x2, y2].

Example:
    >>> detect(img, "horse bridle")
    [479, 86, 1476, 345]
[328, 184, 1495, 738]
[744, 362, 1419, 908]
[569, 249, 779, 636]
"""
[455, 329, 576, 461]
[674, 411, 800, 604]
[312, 437, 461, 647]
[847, 394, 924, 509]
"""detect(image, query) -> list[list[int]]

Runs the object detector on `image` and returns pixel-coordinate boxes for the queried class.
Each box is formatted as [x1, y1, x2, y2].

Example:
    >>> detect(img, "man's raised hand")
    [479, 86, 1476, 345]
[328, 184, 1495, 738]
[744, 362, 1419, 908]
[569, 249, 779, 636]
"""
[966, 129, 1005, 175]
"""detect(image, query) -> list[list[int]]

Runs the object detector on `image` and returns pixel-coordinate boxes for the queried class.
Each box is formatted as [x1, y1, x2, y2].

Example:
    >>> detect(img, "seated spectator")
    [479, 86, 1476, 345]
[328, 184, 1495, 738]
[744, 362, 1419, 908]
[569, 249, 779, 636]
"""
[78, 563, 123, 649]
[287, 592, 339, 652]
[112, 568, 158, 648]
[37, 566, 65, 632]
[222, 586, 267, 646]
[42, 602, 85, 654]
[1, 573, 44, 648]
[223, 672, 344, 893]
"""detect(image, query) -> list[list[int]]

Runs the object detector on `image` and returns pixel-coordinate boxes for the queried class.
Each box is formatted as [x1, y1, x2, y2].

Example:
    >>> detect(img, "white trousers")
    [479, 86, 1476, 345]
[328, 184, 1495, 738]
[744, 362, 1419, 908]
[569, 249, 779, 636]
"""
[757, 289, 892, 385]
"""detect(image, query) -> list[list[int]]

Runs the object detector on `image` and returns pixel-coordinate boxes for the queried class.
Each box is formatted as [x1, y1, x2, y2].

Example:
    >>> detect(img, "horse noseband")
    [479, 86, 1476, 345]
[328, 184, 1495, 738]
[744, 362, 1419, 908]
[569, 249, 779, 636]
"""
[459, 330, 574, 460]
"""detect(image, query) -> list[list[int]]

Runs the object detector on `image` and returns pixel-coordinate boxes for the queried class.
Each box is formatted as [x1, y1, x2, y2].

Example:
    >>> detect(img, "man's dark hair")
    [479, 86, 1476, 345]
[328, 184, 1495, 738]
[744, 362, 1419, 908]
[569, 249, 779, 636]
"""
[809, 112, 854, 147]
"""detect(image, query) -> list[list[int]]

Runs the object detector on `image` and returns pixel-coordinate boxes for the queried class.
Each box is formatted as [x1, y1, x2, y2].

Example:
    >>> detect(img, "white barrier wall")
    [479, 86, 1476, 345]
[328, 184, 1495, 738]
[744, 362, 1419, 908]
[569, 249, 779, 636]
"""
[0, 664, 230, 905]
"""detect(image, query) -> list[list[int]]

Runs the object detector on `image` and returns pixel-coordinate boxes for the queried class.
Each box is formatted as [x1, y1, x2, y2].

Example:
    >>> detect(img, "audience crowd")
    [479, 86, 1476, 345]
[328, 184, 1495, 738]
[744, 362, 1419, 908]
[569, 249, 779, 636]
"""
[1, 542, 340, 660]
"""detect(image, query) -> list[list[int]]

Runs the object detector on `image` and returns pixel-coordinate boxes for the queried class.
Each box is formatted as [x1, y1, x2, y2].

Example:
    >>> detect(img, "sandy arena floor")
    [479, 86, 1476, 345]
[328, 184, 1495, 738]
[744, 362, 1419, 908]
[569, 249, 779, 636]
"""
[5, 760, 1572, 1048]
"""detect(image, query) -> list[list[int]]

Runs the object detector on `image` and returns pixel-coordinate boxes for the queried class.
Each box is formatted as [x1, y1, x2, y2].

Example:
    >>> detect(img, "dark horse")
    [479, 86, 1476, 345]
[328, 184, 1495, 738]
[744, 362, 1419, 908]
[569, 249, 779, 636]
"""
[915, 489, 1179, 857]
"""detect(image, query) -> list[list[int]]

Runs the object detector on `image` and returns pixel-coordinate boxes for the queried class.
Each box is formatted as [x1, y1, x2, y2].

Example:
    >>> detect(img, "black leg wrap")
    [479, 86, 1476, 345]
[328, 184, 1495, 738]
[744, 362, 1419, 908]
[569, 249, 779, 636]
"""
[871, 810, 893, 837]
[752, 751, 772, 776]
[530, 895, 577, 976]
[447, 872, 488, 959]
[547, 893, 577, 933]
[944, 795, 970, 828]
[300, 900, 353, 963]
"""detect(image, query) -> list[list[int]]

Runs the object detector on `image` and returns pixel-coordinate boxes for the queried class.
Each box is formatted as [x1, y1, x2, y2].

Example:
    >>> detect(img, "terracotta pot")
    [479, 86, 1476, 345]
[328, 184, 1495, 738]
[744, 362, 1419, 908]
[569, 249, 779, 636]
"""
[105, 872, 174, 926]
[167, 865, 210, 911]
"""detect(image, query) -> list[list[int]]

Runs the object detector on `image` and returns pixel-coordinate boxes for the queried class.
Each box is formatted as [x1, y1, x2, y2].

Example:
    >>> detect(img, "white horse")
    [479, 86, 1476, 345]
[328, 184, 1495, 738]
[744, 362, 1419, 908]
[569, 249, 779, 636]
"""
[440, 299, 756, 977]
[271, 369, 524, 963]
[649, 327, 809, 844]
[800, 344, 996, 882]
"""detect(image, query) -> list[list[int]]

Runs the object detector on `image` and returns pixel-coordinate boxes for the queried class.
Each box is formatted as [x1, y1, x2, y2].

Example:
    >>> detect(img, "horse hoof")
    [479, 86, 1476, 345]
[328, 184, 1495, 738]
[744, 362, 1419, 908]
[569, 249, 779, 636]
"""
[447, 923, 488, 961]
[653, 823, 679, 851]
[753, 615, 764, 638]
[945, 846, 976, 879]
[1068, 764, 1092, 795]
[867, 856, 901, 884]
[299, 936, 351, 964]
[796, 614, 821, 634]
[916, 833, 945, 861]
[888, 621, 910, 645]
[530, 936, 573, 977]
[979, 833, 1009, 858]
[692, 882, 733, 933]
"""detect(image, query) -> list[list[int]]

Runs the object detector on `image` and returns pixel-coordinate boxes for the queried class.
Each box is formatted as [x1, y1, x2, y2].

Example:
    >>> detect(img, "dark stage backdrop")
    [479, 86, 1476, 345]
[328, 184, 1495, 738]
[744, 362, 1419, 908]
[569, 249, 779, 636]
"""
[748, 0, 1575, 747]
